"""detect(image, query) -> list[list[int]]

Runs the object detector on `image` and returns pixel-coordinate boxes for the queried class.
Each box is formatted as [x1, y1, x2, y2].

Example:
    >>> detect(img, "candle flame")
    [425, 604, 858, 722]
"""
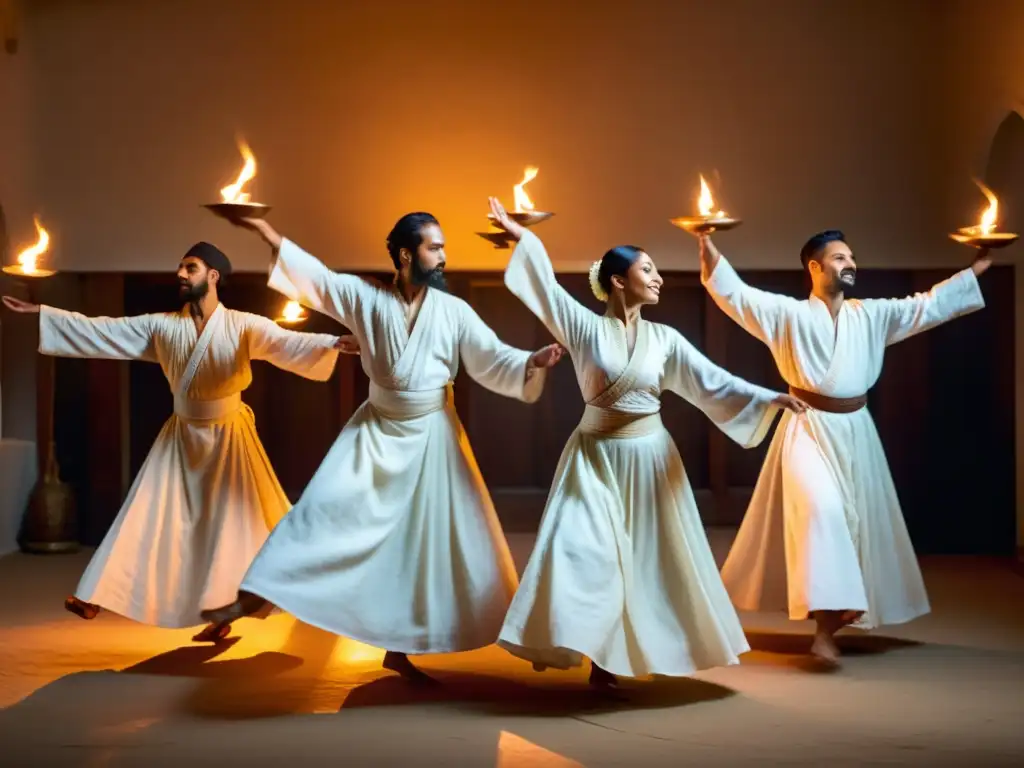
[16, 218, 50, 275]
[220, 141, 256, 204]
[698, 175, 726, 218]
[975, 179, 999, 235]
[281, 301, 304, 323]
[513, 166, 539, 213]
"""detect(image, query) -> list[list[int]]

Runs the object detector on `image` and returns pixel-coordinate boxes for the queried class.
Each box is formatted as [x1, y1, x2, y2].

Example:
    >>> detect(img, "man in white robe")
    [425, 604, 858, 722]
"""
[202, 212, 565, 682]
[694, 229, 991, 664]
[1, 241, 346, 642]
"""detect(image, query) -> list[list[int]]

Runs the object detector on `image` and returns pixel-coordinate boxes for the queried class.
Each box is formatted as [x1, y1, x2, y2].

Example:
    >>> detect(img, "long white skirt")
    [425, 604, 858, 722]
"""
[75, 404, 288, 628]
[721, 409, 930, 630]
[239, 397, 519, 654]
[498, 424, 750, 678]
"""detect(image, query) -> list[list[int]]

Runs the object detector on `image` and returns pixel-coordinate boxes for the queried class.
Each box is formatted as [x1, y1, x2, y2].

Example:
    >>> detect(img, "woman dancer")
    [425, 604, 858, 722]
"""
[489, 198, 806, 689]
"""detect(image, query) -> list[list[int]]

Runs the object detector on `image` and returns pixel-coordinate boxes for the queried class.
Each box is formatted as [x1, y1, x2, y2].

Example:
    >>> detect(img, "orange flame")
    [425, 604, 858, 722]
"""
[220, 141, 256, 204]
[513, 167, 539, 213]
[698, 175, 726, 218]
[975, 179, 999, 235]
[16, 218, 50, 274]
[280, 301, 305, 323]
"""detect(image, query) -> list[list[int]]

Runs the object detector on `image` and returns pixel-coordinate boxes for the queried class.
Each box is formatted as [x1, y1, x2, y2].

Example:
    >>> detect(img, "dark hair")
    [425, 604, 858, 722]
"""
[386, 212, 439, 270]
[597, 245, 646, 296]
[799, 229, 846, 271]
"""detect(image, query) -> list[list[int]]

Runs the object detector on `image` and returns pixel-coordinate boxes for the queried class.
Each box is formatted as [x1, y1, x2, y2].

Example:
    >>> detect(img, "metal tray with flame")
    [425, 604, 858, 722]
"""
[670, 216, 742, 234]
[487, 211, 554, 227]
[475, 231, 516, 249]
[949, 229, 1019, 249]
[2, 264, 56, 278]
[204, 203, 272, 222]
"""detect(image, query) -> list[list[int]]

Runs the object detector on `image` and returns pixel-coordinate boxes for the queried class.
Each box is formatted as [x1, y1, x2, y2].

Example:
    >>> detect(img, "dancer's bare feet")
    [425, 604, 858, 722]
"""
[810, 610, 848, 669]
[200, 591, 268, 625]
[65, 596, 100, 620]
[810, 630, 841, 667]
[382, 651, 439, 685]
[191, 621, 232, 643]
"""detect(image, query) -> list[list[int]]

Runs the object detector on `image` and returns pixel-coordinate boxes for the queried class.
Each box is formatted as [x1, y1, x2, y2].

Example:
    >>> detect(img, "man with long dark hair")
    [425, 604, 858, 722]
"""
[203, 213, 564, 682]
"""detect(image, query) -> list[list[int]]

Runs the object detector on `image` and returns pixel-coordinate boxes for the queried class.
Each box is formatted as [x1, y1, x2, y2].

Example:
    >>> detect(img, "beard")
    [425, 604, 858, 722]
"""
[179, 278, 209, 302]
[837, 268, 856, 289]
[411, 258, 448, 291]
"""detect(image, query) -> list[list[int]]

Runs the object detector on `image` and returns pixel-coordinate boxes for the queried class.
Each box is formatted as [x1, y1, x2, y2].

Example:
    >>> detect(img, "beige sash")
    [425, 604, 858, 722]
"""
[173, 393, 243, 423]
[587, 319, 649, 410]
[368, 381, 452, 421]
[578, 406, 662, 438]
[178, 303, 225, 398]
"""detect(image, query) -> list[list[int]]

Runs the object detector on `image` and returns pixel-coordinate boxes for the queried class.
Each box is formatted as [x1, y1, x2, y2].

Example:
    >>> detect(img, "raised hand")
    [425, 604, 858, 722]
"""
[334, 334, 360, 355]
[971, 246, 993, 277]
[529, 342, 567, 369]
[228, 217, 282, 250]
[1, 296, 40, 313]
[488, 197, 527, 242]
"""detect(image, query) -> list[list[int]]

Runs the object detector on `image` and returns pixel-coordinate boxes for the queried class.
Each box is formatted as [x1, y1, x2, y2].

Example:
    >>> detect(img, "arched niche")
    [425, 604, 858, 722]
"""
[982, 109, 1024, 556]
[984, 111, 1024, 246]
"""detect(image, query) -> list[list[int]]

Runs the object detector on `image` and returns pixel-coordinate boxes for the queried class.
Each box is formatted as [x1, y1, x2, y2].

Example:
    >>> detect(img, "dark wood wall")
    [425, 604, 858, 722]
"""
[45, 265, 1015, 556]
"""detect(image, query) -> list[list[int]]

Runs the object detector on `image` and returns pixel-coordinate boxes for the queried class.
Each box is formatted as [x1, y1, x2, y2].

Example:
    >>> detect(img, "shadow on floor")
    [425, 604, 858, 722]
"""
[338, 668, 736, 717]
[741, 631, 923, 672]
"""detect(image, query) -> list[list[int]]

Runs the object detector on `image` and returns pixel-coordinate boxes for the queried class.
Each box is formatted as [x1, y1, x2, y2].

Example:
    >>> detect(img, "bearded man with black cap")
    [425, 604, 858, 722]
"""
[690, 229, 991, 667]
[2, 241, 352, 642]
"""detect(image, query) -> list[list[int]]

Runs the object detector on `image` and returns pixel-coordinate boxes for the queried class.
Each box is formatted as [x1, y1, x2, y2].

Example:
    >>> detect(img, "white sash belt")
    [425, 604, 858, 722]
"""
[578, 405, 662, 439]
[173, 393, 243, 423]
[368, 382, 452, 421]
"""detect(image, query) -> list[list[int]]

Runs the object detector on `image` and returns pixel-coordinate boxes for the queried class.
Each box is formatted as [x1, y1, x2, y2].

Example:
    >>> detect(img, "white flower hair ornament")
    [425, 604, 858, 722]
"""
[588, 259, 609, 302]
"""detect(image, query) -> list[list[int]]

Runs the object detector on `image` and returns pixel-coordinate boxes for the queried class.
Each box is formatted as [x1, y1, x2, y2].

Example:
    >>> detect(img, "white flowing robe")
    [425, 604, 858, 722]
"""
[497, 231, 783, 678]
[705, 256, 985, 629]
[238, 237, 545, 654]
[39, 303, 340, 628]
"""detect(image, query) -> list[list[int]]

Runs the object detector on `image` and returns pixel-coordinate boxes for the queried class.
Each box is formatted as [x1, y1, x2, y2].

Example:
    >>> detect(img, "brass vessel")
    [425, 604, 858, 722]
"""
[19, 440, 79, 554]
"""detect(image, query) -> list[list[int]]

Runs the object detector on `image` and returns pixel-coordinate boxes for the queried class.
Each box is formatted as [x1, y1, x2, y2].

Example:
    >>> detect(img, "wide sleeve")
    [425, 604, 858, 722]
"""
[504, 229, 592, 350]
[869, 268, 985, 346]
[662, 327, 781, 448]
[245, 314, 341, 381]
[268, 237, 371, 328]
[38, 305, 157, 361]
[458, 301, 546, 404]
[702, 253, 792, 346]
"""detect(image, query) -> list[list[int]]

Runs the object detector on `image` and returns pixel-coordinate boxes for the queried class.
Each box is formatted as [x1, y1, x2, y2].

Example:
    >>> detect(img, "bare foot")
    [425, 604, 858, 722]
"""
[382, 651, 439, 686]
[840, 610, 864, 627]
[810, 631, 841, 669]
[65, 596, 100, 620]
[200, 592, 268, 625]
[192, 621, 232, 643]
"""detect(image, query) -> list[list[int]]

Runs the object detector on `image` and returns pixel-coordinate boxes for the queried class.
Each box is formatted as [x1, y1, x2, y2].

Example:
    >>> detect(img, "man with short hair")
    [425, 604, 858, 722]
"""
[203, 213, 565, 682]
[693, 229, 990, 665]
[2, 241, 347, 642]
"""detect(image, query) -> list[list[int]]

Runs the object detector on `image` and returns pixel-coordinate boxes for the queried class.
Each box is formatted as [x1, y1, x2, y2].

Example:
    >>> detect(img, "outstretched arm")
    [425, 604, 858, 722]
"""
[246, 315, 342, 381]
[698, 235, 792, 346]
[239, 218, 370, 328]
[492, 197, 592, 352]
[3, 296, 157, 361]
[458, 300, 565, 404]
[873, 252, 989, 346]
[662, 327, 804, 448]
